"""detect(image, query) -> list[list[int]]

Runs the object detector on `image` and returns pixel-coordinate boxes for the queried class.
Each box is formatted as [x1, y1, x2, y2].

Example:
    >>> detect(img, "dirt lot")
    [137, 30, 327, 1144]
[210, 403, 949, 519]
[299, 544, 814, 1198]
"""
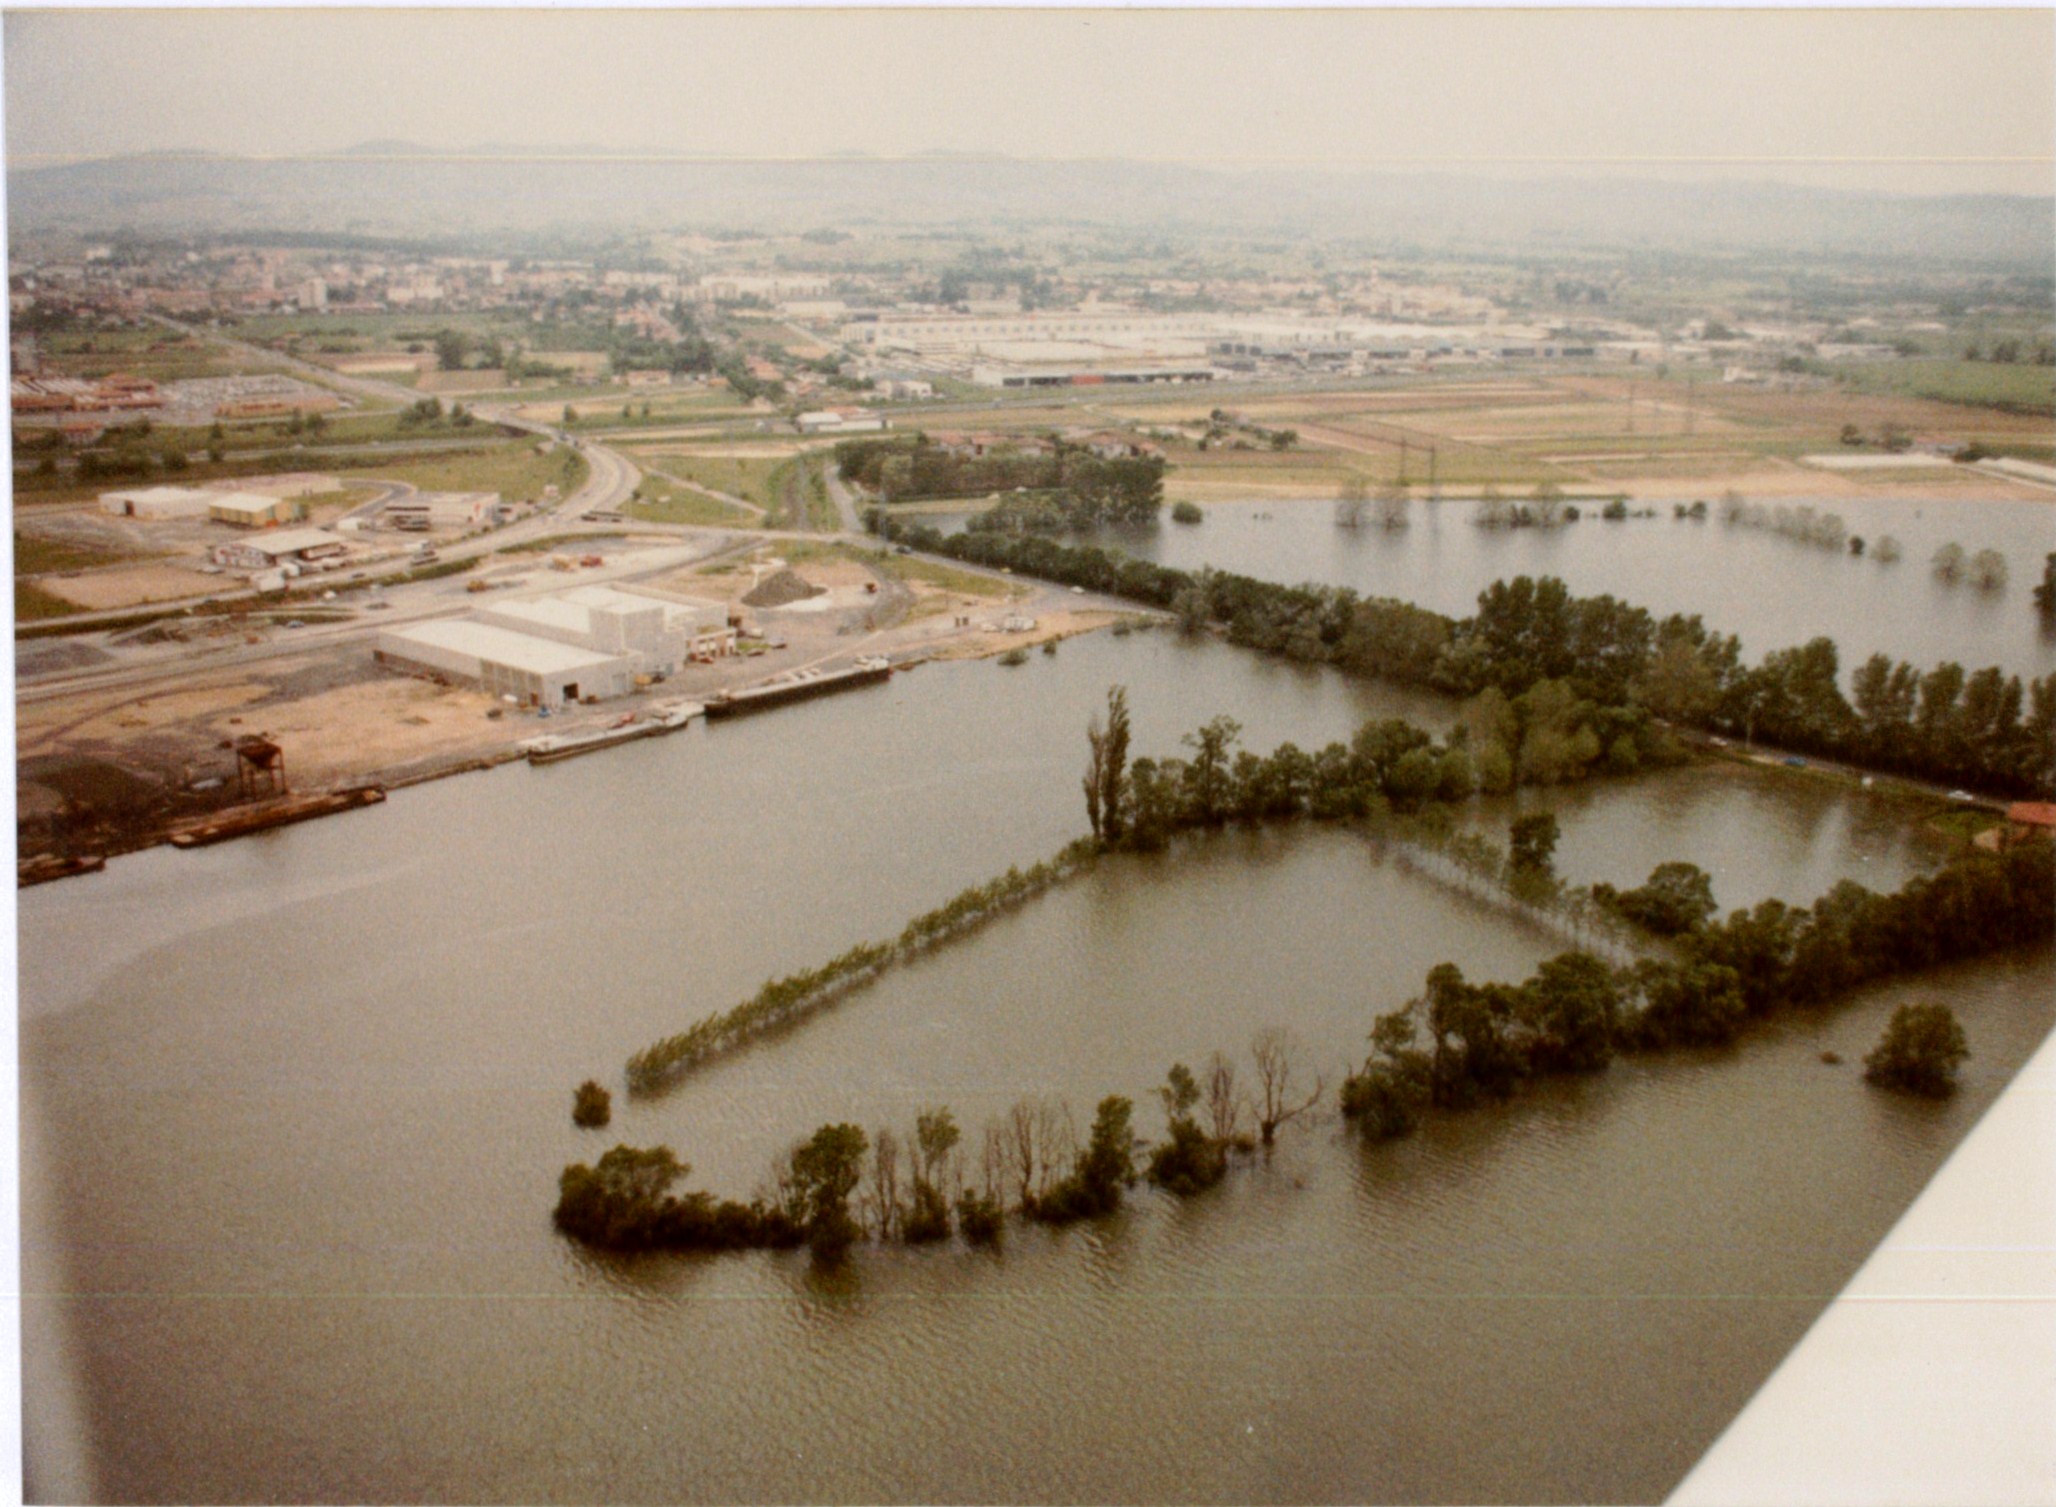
[40, 563, 222, 611]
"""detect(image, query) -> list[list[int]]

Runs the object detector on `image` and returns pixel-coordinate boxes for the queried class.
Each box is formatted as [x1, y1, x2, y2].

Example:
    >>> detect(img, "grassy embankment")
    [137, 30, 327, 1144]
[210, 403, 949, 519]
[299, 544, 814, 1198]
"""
[619, 449, 834, 528]
[356, 440, 589, 502]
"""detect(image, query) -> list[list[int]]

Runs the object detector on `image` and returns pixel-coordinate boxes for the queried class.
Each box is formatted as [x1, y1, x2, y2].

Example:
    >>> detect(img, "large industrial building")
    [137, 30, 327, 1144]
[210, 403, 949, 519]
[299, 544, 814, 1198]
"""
[377, 584, 736, 709]
[99, 485, 218, 520]
[375, 620, 633, 708]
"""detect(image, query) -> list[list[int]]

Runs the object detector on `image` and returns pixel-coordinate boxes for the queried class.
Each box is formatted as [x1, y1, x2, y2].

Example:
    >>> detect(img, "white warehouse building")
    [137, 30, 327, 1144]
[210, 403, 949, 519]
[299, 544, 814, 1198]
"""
[475, 584, 734, 676]
[375, 620, 633, 709]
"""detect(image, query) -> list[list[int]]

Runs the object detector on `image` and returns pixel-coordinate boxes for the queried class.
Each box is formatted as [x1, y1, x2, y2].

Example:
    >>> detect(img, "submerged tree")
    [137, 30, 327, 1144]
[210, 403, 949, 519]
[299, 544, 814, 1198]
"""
[1251, 1027, 1322, 1145]
[1509, 812, 1561, 879]
[787, 1123, 869, 1260]
[1864, 1003, 1969, 1098]
[1082, 685, 1133, 844]
[572, 1080, 613, 1128]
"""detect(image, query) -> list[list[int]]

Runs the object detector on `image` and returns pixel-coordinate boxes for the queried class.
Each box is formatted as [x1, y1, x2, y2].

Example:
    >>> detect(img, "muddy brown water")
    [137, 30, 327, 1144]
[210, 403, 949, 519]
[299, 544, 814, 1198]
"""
[937, 493, 2056, 680]
[19, 629, 2052, 1503]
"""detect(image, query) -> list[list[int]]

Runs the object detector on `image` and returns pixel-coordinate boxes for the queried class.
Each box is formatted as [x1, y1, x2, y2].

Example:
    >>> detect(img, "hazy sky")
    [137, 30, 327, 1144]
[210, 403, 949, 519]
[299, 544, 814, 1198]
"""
[5, 7, 2053, 196]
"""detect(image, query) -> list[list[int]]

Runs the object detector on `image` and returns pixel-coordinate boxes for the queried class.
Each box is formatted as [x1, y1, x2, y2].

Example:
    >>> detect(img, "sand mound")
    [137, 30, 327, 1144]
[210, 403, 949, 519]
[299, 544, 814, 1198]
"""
[743, 568, 826, 608]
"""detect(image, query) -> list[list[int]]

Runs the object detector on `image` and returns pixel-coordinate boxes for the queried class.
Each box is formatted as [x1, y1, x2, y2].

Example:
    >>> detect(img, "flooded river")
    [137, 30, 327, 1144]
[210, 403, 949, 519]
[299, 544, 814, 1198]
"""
[19, 629, 2052, 1503]
[946, 492, 2056, 678]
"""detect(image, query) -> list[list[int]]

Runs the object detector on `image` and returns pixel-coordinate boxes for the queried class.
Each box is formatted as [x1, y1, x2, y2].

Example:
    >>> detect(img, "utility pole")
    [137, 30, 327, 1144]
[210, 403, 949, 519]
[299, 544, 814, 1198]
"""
[1427, 444, 1438, 501]
[1398, 436, 1410, 486]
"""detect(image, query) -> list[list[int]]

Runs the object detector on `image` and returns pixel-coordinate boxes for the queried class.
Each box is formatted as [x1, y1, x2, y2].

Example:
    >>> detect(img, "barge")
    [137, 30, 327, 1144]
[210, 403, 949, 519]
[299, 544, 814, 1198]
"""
[168, 786, 387, 848]
[522, 719, 662, 765]
[18, 852, 107, 888]
[703, 659, 891, 720]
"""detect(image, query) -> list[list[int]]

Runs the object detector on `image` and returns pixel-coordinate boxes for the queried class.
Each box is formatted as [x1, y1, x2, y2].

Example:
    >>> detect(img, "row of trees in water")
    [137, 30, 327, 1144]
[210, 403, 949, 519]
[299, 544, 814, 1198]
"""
[568, 694, 2051, 1259]
[624, 838, 1100, 1094]
[562, 825, 2050, 1261]
[867, 512, 2056, 799]
[1341, 837, 2053, 1139]
[560, 1024, 1330, 1259]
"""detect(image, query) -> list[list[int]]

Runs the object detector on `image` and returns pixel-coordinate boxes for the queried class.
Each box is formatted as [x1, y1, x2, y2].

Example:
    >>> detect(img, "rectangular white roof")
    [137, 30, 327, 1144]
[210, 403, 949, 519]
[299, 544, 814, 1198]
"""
[482, 596, 596, 636]
[102, 485, 212, 504]
[385, 619, 624, 676]
[239, 527, 345, 556]
[209, 491, 291, 514]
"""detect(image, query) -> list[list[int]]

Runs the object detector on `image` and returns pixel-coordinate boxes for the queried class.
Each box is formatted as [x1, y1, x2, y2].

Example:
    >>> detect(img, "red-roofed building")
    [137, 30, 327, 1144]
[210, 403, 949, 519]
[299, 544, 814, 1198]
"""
[1982, 802, 2056, 851]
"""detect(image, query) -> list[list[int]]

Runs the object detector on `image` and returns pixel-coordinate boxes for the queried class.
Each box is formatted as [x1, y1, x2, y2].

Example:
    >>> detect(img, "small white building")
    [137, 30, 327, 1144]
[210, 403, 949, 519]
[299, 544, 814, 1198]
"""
[376, 620, 632, 708]
[210, 527, 350, 573]
[795, 408, 887, 435]
[381, 490, 503, 531]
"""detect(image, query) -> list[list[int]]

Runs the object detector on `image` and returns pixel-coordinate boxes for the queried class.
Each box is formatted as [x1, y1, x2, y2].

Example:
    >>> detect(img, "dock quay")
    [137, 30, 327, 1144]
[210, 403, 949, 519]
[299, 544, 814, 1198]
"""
[18, 852, 107, 888]
[167, 786, 387, 848]
[703, 659, 891, 720]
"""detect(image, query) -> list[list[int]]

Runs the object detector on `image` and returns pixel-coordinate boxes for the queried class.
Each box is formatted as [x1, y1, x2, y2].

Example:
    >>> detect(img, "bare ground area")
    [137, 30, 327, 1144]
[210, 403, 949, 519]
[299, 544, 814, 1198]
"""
[16, 539, 1119, 864]
[40, 563, 222, 611]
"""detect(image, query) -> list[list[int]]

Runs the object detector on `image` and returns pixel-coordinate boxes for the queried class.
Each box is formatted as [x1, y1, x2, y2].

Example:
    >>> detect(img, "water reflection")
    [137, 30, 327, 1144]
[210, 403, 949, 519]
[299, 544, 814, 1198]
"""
[16, 633, 2047, 1505]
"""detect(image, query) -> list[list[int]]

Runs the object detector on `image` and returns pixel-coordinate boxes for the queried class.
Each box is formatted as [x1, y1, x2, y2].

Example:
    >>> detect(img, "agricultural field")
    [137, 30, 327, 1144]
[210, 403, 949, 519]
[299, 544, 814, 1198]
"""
[554, 387, 760, 430]
[625, 470, 759, 528]
[13, 528, 159, 576]
[29, 327, 288, 383]
[227, 310, 614, 354]
[1829, 359, 2055, 417]
[619, 449, 793, 510]
[346, 440, 589, 502]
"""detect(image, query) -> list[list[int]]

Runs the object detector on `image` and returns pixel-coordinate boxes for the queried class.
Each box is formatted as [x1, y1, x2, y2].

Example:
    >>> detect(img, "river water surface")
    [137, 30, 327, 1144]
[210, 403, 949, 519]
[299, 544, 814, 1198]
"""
[19, 629, 2053, 1503]
[943, 492, 2056, 678]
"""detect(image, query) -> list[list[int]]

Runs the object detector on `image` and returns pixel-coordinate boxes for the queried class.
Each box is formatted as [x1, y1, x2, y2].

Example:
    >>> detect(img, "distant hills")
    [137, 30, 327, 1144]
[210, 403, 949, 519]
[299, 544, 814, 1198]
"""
[9, 148, 2052, 267]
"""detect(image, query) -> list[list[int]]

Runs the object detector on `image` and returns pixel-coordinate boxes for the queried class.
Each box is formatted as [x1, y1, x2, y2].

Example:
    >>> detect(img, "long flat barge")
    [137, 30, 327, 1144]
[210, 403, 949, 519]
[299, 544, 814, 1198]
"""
[523, 721, 661, 765]
[703, 660, 891, 720]
[18, 852, 107, 888]
[168, 786, 387, 848]
[522, 702, 704, 765]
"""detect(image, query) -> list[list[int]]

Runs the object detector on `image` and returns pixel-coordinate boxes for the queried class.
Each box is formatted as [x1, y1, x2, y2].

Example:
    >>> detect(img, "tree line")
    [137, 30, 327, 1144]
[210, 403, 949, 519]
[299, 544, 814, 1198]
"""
[868, 513, 2055, 799]
[561, 1023, 1332, 1261]
[624, 838, 1101, 1094]
[1342, 838, 2053, 1139]
[563, 694, 2054, 1267]
[837, 434, 1165, 525]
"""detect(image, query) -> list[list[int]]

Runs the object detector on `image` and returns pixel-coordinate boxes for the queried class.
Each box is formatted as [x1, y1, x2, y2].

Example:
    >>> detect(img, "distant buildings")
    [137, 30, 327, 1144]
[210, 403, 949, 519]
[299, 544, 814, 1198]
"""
[378, 491, 505, 531]
[795, 408, 886, 435]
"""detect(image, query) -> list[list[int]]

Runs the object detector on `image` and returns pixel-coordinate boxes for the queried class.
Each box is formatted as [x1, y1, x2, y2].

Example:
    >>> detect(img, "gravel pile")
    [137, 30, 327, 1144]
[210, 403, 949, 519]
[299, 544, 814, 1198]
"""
[742, 568, 825, 608]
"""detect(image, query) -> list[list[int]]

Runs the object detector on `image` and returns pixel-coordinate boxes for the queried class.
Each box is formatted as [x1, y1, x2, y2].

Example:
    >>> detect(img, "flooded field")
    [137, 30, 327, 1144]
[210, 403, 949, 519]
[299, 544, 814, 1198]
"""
[942, 492, 2056, 679]
[19, 630, 2051, 1503]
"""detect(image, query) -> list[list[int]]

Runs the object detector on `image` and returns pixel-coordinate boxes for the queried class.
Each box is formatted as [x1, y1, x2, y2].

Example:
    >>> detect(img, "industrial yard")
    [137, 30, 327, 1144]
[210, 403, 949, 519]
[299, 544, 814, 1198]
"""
[15, 519, 1125, 859]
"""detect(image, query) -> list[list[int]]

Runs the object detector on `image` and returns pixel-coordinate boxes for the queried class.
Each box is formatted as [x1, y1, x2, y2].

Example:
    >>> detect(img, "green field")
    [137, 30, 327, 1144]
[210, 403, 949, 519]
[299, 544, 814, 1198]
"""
[560, 388, 759, 429]
[15, 579, 84, 621]
[13, 529, 158, 575]
[626, 472, 757, 528]
[627, 451, 795, 511]
[1832, 359, 2056, 416]
[351, 441, 590, 502]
